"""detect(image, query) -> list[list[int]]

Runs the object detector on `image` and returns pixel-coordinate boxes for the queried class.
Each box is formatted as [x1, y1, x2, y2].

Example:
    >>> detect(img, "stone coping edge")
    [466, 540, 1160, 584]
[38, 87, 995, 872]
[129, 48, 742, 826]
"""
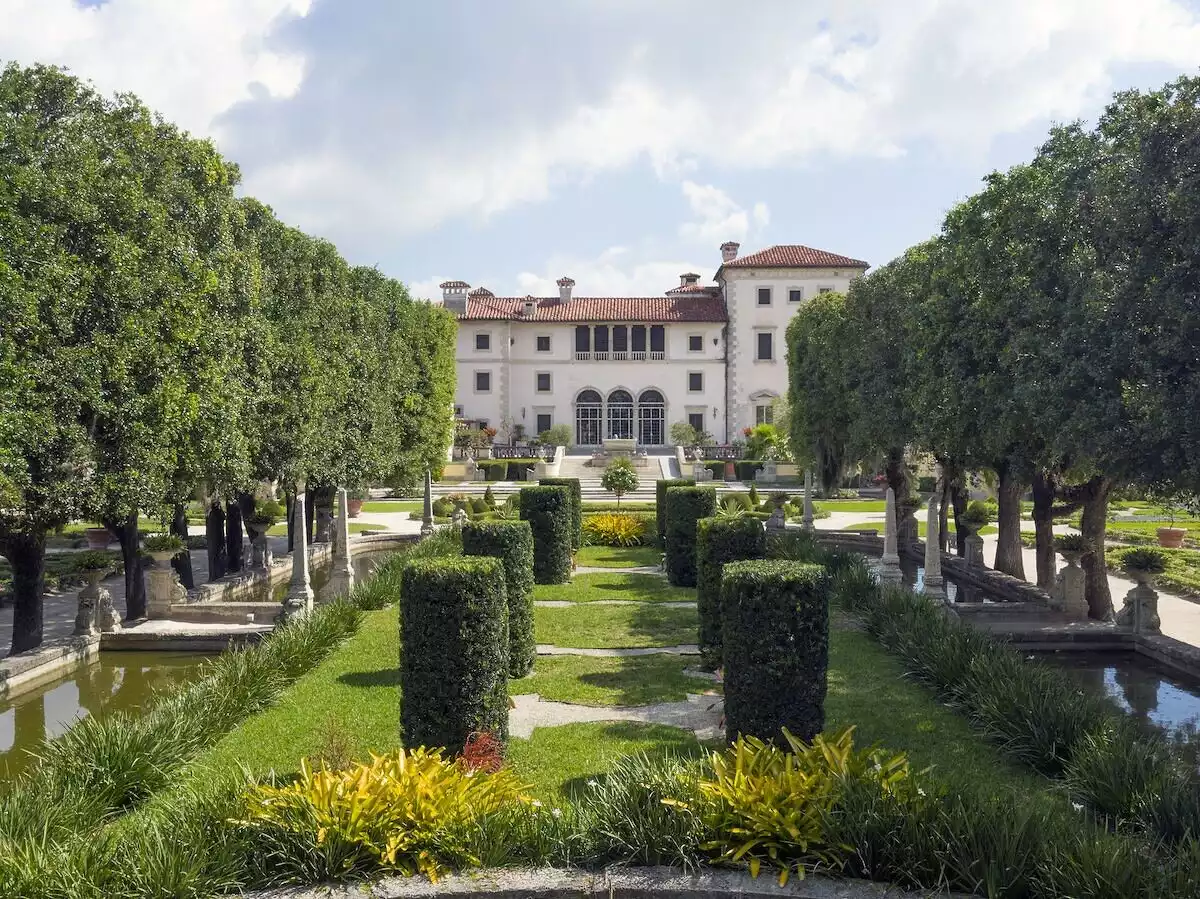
[0, 635, 99, 700]
[252, 865, 971, 899]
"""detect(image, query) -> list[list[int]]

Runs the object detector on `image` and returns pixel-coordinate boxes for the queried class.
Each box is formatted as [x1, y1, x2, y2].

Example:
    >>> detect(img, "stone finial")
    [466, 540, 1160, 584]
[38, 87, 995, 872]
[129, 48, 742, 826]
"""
[420, 466, 435, 537]
[879, 487, 903, 583]
[451, 507, 469, 528]
[765, 507, 787, 534]
[1115, 573, 1161, 634]
[282, 491, 315, 620]
[557, 276, 575, 303]
[923, 494, 945, 599]
[720, 241, 740, 263]
[327, 487, 356, 599]
[802, 469, 815, 531]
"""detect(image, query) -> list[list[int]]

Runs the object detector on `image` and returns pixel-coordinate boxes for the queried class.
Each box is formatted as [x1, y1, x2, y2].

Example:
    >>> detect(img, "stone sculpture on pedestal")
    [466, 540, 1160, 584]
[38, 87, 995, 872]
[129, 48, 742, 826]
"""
[282, 490, 314, 621]
[879, 487, 903, 583]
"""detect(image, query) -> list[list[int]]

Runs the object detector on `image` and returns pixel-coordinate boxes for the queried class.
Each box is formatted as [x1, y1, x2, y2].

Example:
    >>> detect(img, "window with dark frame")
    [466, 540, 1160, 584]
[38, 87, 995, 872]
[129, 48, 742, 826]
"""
[688, 372, 703, 392]
[788, 288, 803, 303]
[475, 371, 491, 392]
[757, 332, 773, 361]
[475, 332, 490, 350]
[536, 372, 551, 392]
[536, 413, 552, 433]
[688, 334, 703, 352]
[757, 287, 772, 305]
[537, 335, 551, 352]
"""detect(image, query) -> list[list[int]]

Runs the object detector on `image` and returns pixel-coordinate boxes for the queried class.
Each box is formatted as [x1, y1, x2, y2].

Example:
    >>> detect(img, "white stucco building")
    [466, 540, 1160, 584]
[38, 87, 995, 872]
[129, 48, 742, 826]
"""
[444, 242, 869, 447]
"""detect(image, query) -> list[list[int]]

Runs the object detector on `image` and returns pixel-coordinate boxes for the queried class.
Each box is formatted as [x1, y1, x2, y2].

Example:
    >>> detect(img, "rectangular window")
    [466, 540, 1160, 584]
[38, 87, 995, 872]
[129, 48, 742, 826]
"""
[756, 332, 774, 361]
[475, 332, 490, 351]
[575, 326, 590, 353]
[818, 286, 834, 295]
[613, 325, 628, 352]
[631, 325, 647, 352]
[474, 371, 491, 393]
[594, 325, 610, 353]
[756, 404, 775, 425]
[788, 288, 803, 303]
[537, 335, 551, 352]
[688, 412, 705, 434]
[536, 372, 551, 392]
[688, 372, 703, 392]
[650, 325, 665, 353]
[688, 334, 703, 352]
[536, 413, 552, 434]
[757, 287, 772, 306]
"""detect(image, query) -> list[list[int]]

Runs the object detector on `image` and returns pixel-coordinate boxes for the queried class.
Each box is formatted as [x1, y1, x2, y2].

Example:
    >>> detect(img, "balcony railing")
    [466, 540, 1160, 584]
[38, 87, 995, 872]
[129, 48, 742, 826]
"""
[575, 351, 591, 361]
[612, 351, 628, 361]
[650, 351, 666, 360]
[593, 351, 609, 361]
[573, 350, 666, 362]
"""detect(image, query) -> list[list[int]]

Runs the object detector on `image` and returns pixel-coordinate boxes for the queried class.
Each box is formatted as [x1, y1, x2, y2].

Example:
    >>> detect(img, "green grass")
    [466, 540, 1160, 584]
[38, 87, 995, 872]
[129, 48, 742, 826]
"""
[509, 654, 715, 706]
[843, 520, 998, 537]
[534, 572, 693, 604]
[534, 604, 698, 648]
[581, 501, 656, 511]
[265, 521, 379, 537]
[1107, 545, 1200, 596]
[358, 501, 422, 514]
[814, 500, 887, 513]
[575, 544, 661, 568]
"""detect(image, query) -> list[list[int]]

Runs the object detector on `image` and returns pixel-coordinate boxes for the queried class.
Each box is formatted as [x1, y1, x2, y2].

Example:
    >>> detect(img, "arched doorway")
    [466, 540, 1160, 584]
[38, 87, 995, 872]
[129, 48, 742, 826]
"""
[638, 389, 665, 446]
[575, 389, 602, 446]
[607, 389, 634, 440]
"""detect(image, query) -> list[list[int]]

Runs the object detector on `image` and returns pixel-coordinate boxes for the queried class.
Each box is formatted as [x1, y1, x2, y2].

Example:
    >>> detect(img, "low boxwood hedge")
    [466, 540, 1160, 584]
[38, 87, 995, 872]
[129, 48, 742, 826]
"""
[478, 459, 541, 481]
[663, 486, 717, 587]
[539, 477, 582, 550]
[461, 521, 536, 678]
[519, 484, 573, 584]
[696, 517, 766, 669]
[655, 478, 694, 548]
[400, 556, 510, 750]
[721, 559, 829, 744]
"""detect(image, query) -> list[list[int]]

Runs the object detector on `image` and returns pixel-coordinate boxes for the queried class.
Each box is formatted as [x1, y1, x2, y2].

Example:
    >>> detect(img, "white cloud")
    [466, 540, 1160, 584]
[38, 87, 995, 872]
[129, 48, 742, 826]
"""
[480, 245, 710, 298]
[0, 0, 310, 137]
[678, 181, 769, 246]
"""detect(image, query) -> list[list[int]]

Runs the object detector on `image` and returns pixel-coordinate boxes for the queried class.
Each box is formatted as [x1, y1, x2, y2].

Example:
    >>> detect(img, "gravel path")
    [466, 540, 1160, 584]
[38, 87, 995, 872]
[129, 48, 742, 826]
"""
[537, 644, 699, 657]
[509, 692, 723, 740]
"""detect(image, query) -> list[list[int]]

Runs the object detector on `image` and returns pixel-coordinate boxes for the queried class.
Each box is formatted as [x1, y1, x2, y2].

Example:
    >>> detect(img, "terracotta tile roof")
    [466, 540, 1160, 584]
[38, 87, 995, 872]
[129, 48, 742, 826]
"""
[467, 286, 494, 297]
[665, 283, 720, 295]
[721, 244, 869, 270]
[458, 295, 727, 323]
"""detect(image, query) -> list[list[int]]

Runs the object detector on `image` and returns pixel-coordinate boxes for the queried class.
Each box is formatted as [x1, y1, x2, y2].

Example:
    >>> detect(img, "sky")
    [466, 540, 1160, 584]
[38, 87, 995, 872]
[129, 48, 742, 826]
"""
[4, 0, 1200, 300]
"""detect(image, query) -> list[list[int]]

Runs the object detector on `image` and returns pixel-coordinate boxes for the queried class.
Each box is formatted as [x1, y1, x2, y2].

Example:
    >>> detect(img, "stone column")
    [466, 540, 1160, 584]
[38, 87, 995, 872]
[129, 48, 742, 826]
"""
[327, 487, 356, 599]
[923, 495, 945, 599]
[879, 487, 903, 583]
[420, 466, 435, 537]
[1115, 572, 1161, 634]
[146, 552, 184, 619]
[73, 570, 103, 637]
[282, 489, 314, 620]
[802, 469, 815, 532]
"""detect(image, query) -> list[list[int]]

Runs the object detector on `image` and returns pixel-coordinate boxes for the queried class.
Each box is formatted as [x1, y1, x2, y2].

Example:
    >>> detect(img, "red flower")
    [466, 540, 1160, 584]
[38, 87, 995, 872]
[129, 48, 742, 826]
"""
[460, 731, 504, 773]
[742, 427, 753, 437]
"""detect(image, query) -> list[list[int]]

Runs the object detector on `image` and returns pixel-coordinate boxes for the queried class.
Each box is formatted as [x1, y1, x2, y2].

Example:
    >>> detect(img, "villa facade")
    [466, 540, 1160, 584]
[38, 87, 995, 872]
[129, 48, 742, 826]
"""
[444, 242, 869, 448]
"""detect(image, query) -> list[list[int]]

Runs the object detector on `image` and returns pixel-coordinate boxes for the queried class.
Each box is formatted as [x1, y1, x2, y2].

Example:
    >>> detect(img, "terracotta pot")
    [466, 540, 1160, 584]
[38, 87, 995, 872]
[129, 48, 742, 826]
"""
[348, 498, 364, 519]
[1157, 527, 1186, 549]
[724, 461, 736, 480]
[85, 527, 112, 550]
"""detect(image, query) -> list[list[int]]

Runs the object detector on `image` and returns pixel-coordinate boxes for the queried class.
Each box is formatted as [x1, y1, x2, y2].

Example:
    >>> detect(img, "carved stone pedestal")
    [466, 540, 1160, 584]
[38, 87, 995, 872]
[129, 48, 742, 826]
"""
[146, 553, 185, 619]
[1116, 572, 1161, 634]
[74, 570, 104, 636]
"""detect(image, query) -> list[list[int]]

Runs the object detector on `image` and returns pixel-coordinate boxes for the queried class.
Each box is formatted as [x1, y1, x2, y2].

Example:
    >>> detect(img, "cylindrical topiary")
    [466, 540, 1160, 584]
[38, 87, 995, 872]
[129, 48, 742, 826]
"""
[664, 486, 717, 586]
[696, 516, 766, 669]
[721, 560, 829, 745]
[656, 478, 695, 548]
[519, 484, 572, 584]
[539, 477, 582, 550]
[400, 557, 510, 751]
[462, 520, 536, 677]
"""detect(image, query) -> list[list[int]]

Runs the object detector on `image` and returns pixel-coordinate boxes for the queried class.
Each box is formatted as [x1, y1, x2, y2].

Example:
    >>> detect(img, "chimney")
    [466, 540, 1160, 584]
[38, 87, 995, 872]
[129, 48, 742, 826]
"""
[522, 296, 537, 317]
[556, 276, 575, 303]
[679, 272, 701, 288]
[720, 241, 740, 264]
[439, 280, 470, 314]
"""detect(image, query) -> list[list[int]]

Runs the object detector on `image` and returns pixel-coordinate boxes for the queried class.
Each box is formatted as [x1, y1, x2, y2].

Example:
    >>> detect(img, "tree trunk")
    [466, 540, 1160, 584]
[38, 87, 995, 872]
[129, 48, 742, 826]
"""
[1031, 471, 1058, 591]
[936, 457, 961, 553]
[206, 501, 228, 582]
[993, 463, 1027, 579]
[104, 512, 145, 621]
[285, 491, 295, 553]
[169, 503, 194, 589]
[312, 484, 335, 543]
[1079, 476, 1114, 621]
[3, 529, 47, 654]
[949, 479, 969, 556]
[226, 500, 245, 572]
[306, 490, 317, 545]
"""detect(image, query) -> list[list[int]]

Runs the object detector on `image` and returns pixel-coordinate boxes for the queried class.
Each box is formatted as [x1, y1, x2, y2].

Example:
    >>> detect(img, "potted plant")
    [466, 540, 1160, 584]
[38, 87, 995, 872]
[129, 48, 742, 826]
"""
[1154, 492, 1188, 549]
[247, 497, 284, 532]
[74, 550, 116, 577]
[1120, 547, 1167, 586]
[347, 487, 369, 519]
[1054, 533, 1090, 566]
[959, 499, 992, 538]
[142, 533, 184, 564]
[84, 526, 113, 550]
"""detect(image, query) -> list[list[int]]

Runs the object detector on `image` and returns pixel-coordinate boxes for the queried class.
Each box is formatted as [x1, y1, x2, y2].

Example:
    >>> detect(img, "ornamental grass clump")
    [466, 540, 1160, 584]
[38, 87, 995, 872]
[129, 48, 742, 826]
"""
[236, 749, 528, 882]
[518, 485, 573, 584]
[581, 512, 647, 547]
[695, 516, 766, 669]
[663, 486, 716, 587]
[461, 521, 536, 677]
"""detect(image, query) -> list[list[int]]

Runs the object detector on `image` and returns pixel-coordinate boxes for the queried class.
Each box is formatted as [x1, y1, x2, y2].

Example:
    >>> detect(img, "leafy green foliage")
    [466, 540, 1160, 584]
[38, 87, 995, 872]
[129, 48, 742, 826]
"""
[599, 459, 640, 508]
[721, 561, 829, 744]
[1118, 547, 1167, 574]
[695, 517, 766, 669]
[518, 485, 573, 584]
[581, 512, 649, 547]
[655, 478, 694, 548]
[663, 486, 716, 587]
[538, 424, 572, 447]
[400, 557, 510, 750]
[538, 478, 581, 549]
[461, 521, 536, 678]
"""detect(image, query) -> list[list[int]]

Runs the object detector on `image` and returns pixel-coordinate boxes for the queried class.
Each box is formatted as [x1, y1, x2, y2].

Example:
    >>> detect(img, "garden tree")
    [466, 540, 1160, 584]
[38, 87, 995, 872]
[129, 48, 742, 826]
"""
[785, 291, 859, 493]
[538, 423, 572, 447]
[601, 458, 640, 508]
[670, 421, 699, 447]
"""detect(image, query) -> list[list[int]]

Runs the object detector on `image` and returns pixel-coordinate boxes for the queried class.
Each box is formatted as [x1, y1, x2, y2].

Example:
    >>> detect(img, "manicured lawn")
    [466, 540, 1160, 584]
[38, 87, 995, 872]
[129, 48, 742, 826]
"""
[582, 501, 655, 511]
[1107, 544, 1200, 595]
[534, 604, 698, 648]
[575, 544, 661, 568]
[534, 572, 694, 604]
[814, 500, 887, 513]
[265, 521, 378, 537]
[843, 520, 998, 537]
[510, 654, 714, 707]
[359, 500, 422, 514]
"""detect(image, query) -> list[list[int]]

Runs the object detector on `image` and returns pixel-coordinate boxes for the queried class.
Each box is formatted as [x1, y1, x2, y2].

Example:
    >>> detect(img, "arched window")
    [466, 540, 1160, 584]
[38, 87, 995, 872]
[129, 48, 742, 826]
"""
[637, 389, 665, 446]
[607, 389, 634, 440]
[575, 389, 602, 446]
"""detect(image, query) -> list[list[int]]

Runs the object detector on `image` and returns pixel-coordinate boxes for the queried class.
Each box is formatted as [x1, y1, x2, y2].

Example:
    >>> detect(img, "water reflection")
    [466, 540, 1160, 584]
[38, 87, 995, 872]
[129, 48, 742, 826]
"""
[1044, 652, 1200, 737]
[0, 652, 210, 779]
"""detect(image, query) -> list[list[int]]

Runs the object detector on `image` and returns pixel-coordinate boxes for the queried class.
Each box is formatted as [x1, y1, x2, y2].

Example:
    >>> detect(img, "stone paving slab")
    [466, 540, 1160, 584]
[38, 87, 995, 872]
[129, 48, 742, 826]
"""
[510, 692, 723, 740]
[535, 600, 696, 609]
[537, 644, 699, 657]
[574, 565, 664, 575]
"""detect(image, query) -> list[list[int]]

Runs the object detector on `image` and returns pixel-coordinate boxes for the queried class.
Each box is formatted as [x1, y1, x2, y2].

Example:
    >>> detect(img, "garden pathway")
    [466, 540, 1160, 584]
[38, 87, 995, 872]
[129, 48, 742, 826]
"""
[509, 692, 722, 740]
[537, 644, 699, 657]
[535, 600, 695, 609]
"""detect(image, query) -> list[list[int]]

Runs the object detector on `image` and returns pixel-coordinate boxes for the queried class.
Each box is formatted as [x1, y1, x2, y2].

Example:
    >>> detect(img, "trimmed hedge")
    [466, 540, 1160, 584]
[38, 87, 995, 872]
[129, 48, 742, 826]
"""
[399, 556, 510, 750]
[519, 485, 573, 584]
[539, 477, 582, 550]
[696, 517, 766, 669]
[655, 478, 695, 548]
[461, 520, 536, 678]
[721, 559, 829, 744]
[663, 486, 717, 587]
[478, 459, 541, 481]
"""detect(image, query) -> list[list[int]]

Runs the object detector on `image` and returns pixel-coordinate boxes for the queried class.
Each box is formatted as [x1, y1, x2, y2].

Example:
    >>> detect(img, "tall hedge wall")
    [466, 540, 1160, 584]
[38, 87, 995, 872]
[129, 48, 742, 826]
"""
[663, 486, 717, 587]
[519, 484, 573, 584]
[462, 520, 536, 677]
[655, 478, 695, 548]
[400, 556, 510, 750]
[539, 477, 582, 550]
[696, 517, 766, 669]
[721, 559, 829, 744]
